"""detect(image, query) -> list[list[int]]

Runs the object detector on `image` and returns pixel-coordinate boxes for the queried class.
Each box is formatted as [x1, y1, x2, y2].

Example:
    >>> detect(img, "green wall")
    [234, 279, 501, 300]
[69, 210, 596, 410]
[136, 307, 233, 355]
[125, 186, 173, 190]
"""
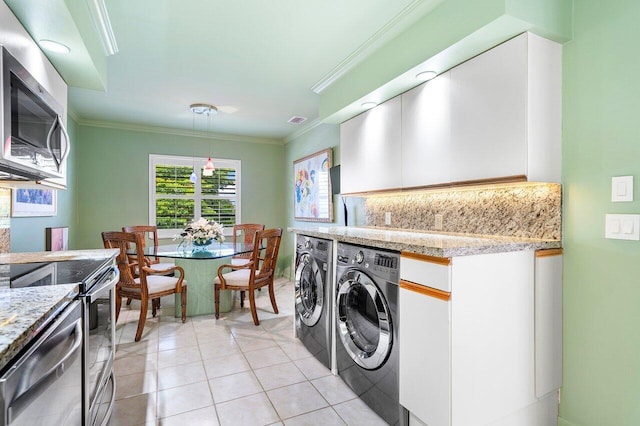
[560, 1, 640, 425]
[74, 124, 287, 272]
[10, 116, 79, 252]
[283, 124, 341, 278]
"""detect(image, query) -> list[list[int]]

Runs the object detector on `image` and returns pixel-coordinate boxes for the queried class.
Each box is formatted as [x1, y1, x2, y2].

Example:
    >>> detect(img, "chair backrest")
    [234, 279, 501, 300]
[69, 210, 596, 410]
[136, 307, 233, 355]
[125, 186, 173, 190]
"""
[233, 224, 265, 259]
[123, 225, 160, 247]
[233, 224, 265, 245]
[250, 228, 282, 283]
[102, 231, 145, 288]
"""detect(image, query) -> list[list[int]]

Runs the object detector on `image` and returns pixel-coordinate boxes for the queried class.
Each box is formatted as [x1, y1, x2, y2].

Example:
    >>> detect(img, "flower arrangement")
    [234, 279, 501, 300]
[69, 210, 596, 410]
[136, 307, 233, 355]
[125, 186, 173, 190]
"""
[176, 217, 225, 246]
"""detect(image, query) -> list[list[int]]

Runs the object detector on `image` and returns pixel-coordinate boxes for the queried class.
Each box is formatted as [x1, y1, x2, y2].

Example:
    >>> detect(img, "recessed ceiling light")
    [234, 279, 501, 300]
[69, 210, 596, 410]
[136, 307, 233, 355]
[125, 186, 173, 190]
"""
[416, 71, 437, 82]
[361, 102, 377, 110]
[39, 39, 70, 54]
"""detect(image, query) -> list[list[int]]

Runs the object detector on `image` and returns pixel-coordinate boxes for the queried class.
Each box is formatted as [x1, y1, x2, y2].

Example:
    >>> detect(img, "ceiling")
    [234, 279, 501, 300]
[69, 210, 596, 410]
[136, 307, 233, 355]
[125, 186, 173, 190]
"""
[5, 0, 442, 141]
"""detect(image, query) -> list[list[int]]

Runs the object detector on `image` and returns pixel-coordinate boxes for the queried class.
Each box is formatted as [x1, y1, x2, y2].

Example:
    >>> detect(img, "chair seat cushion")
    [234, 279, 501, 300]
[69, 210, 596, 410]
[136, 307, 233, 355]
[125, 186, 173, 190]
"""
[124, 275, 185, 294]
[214, 268, 253, 287]
[149, 262, 176, 273]
[231, 258, 250, 266]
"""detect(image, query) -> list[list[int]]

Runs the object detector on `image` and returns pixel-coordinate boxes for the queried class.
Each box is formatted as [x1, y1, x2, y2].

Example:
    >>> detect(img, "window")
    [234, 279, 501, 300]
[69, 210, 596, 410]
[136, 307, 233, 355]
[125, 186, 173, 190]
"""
[149, 154, 241, 238]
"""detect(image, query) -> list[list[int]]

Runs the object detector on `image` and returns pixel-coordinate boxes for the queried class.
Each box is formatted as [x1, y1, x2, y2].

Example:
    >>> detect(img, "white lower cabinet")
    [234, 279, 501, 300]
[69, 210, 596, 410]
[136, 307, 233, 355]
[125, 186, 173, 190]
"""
[400, 250, 562, 426]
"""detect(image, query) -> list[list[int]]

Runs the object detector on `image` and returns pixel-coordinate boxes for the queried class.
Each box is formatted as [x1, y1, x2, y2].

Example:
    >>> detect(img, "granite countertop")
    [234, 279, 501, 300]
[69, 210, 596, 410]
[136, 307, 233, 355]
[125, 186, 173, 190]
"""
[0, 248, 119, 372]
[0, 284, 78, 371]
[288, 226, 561, 257]
[0, 248, 119, 264]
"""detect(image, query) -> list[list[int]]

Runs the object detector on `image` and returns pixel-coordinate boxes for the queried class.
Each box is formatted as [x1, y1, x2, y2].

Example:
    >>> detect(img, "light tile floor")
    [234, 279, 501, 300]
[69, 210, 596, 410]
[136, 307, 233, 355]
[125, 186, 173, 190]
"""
[111, 279, 388, 426]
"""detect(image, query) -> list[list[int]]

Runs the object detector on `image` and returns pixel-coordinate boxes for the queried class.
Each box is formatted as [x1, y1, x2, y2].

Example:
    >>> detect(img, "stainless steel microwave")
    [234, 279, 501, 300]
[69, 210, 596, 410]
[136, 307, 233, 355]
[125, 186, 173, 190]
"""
[0, 46, 70, 182]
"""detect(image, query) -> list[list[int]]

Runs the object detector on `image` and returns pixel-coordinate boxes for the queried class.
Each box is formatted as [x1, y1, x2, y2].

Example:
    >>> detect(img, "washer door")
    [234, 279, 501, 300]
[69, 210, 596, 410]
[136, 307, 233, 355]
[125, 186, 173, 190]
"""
[295, 253, 324, 327]
[336, 269, 392, 370]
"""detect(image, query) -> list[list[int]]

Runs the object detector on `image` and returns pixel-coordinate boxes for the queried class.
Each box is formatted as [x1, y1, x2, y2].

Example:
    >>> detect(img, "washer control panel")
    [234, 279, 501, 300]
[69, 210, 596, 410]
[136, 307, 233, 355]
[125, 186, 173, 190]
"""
[296, 235, 331, 263]
[336, 242, 399, 282]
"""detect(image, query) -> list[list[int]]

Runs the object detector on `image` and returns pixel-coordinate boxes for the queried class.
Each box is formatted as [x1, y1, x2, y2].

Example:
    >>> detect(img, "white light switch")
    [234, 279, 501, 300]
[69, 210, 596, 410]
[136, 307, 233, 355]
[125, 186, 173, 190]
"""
[612, 176, 633, 202]
[606, 214, 640, 240]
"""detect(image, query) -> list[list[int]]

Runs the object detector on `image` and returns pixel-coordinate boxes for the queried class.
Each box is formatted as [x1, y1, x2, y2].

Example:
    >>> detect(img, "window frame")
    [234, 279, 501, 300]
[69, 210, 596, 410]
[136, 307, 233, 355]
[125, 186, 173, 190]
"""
[149, 154, 242, 239]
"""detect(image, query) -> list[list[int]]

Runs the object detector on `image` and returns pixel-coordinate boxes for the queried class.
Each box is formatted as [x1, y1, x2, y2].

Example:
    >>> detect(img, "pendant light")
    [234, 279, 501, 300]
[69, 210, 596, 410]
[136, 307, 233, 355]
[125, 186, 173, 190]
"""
[189, 157, 198, 183]
[188, 112, 198, 183]
[189, 103, 218, 178]
[203, 157, 215, 177]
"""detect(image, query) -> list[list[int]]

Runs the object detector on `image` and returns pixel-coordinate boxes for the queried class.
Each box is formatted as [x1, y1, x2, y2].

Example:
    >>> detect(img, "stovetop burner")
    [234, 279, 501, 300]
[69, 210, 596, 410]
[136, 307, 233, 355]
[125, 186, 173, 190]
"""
[8, 258, 112, 292]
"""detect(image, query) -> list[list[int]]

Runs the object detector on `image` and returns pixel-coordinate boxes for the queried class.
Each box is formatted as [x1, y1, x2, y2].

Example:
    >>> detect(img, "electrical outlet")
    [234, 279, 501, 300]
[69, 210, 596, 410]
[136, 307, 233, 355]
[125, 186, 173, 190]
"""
[385, 212, 391, 225]
[434, 214, 443, 230]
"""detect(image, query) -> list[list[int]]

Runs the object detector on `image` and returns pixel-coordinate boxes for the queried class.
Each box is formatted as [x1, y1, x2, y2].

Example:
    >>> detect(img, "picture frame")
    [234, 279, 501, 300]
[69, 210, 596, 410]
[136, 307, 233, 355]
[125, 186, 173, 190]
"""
[46, 226, 69, 251]
[11, 189, 57, 217]
[294, 148, 333, 222]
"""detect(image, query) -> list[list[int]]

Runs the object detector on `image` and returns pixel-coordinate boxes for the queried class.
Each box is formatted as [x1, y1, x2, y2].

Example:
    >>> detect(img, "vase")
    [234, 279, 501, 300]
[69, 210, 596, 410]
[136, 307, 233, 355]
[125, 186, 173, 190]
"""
[192, 238, 213, 249]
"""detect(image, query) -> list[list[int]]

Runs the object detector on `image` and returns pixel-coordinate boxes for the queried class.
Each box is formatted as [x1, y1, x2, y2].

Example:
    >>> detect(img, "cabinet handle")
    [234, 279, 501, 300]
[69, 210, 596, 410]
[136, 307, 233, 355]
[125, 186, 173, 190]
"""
[400, 252, 451, 265]
[535, 248, 563, 257]
[400, 279, 451, 301]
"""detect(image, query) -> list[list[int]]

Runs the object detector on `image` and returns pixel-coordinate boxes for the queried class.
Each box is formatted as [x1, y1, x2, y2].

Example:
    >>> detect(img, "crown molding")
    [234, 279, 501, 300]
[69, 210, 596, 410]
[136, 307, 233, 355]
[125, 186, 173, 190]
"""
[75, 118, 285, 145]
[311, 0, 436, 94]
[283, 118, 323, 144]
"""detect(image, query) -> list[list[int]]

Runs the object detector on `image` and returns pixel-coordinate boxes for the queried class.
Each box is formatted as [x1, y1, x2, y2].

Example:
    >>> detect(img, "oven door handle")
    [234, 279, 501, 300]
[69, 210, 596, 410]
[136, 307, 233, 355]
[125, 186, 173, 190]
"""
[87, 266, 119, 302]
[6, 317, 82, 424]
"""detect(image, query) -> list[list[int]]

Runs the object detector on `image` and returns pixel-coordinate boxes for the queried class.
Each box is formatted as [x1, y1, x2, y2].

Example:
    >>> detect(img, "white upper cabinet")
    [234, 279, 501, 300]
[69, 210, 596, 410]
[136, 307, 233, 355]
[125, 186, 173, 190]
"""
[339, 32, 561, 193]
[401, 72, 451, 187]
[340, 96, 402, 194]
[449, 32, 561, 183]
[449, 34, 528, 182]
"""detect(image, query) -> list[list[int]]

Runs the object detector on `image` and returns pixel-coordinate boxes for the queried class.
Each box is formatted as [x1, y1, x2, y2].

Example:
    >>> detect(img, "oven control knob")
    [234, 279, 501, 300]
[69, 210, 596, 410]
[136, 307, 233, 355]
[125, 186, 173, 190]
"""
[355, 250, 364, 264]
[305, 240, 312, 250]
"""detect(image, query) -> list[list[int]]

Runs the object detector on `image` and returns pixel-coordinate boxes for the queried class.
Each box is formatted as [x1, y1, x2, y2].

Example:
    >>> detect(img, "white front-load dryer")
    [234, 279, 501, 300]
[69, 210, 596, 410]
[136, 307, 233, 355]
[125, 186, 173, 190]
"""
[294, 235, 333, 370]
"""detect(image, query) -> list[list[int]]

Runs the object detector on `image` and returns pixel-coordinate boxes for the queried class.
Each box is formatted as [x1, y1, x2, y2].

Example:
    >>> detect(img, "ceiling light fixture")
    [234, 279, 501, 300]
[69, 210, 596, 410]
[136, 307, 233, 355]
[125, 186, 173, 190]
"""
[190, 103, 218, 177]
[416, 71, 438, 82]
[203, 157, 215, 177]
[85, 0, 119, 55]
[39, 39, 71, 54]
[190, 103, 218, 116]
[361, 102, 377, 110]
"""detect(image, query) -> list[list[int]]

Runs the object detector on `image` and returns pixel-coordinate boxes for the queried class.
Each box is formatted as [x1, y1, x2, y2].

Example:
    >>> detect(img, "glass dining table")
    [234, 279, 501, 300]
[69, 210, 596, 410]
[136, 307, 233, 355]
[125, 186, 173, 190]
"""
[136, 242, 253, 317]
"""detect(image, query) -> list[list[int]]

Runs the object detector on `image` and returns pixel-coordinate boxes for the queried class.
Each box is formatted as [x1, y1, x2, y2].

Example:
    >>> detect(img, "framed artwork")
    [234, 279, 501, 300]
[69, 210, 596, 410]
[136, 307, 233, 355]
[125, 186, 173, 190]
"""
[46, 227, 69, 251]
[294, 148, 333, 222]
[11, 189, 57, 217]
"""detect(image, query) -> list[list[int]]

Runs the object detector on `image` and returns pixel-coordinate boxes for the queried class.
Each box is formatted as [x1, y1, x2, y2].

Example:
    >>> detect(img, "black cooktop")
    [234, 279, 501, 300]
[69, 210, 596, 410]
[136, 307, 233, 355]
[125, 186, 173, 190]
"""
[9, 258, 112, 292]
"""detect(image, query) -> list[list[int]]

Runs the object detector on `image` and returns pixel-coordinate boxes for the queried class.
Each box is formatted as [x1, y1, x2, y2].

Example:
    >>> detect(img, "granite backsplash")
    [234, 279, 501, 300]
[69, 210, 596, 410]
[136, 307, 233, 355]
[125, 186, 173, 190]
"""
[363, 182, 561, 240]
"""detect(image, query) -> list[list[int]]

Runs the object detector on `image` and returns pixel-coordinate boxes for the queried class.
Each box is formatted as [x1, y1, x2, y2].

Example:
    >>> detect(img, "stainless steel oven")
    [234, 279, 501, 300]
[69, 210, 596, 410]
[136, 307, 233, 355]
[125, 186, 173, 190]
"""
[0, 300, 83, 425]
[7, 257, 118, 426]
[82, 265, 118, 426]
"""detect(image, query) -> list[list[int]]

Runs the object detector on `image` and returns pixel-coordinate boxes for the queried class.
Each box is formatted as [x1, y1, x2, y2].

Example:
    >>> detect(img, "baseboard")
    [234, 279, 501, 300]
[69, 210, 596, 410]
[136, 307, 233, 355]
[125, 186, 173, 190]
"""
[558, 417, 577, 426]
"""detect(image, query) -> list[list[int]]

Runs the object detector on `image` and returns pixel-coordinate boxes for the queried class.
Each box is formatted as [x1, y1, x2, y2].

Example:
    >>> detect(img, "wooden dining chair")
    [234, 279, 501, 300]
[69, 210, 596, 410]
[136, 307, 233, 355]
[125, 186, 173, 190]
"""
[214, 228, 282, 325]
[102, 231, 187, 342]
[122, 225, 175, 273]
[231, 223, 265, 266]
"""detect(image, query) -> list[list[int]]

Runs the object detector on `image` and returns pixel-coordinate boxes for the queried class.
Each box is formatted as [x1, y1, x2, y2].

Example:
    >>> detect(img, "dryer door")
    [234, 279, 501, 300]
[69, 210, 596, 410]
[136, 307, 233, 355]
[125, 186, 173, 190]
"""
[295, 253, 324, 327]
[336, 269, 392, 370]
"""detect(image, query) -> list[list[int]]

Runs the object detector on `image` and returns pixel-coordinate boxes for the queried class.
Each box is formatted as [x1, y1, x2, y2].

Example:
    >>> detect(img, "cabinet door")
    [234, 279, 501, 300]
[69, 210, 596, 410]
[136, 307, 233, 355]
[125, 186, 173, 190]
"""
[449, 34, 528, 182]
[534, 251, 562, 397]
[339, 96, 402, 193]
[399, 281, 451, 426]
[401, 73, 451, 187]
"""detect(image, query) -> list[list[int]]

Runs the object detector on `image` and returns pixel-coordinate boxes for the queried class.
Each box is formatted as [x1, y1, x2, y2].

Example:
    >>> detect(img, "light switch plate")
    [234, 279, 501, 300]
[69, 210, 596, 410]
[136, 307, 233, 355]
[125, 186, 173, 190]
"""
[605, 214, 640, 240]
[611, 176, 633, 202]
